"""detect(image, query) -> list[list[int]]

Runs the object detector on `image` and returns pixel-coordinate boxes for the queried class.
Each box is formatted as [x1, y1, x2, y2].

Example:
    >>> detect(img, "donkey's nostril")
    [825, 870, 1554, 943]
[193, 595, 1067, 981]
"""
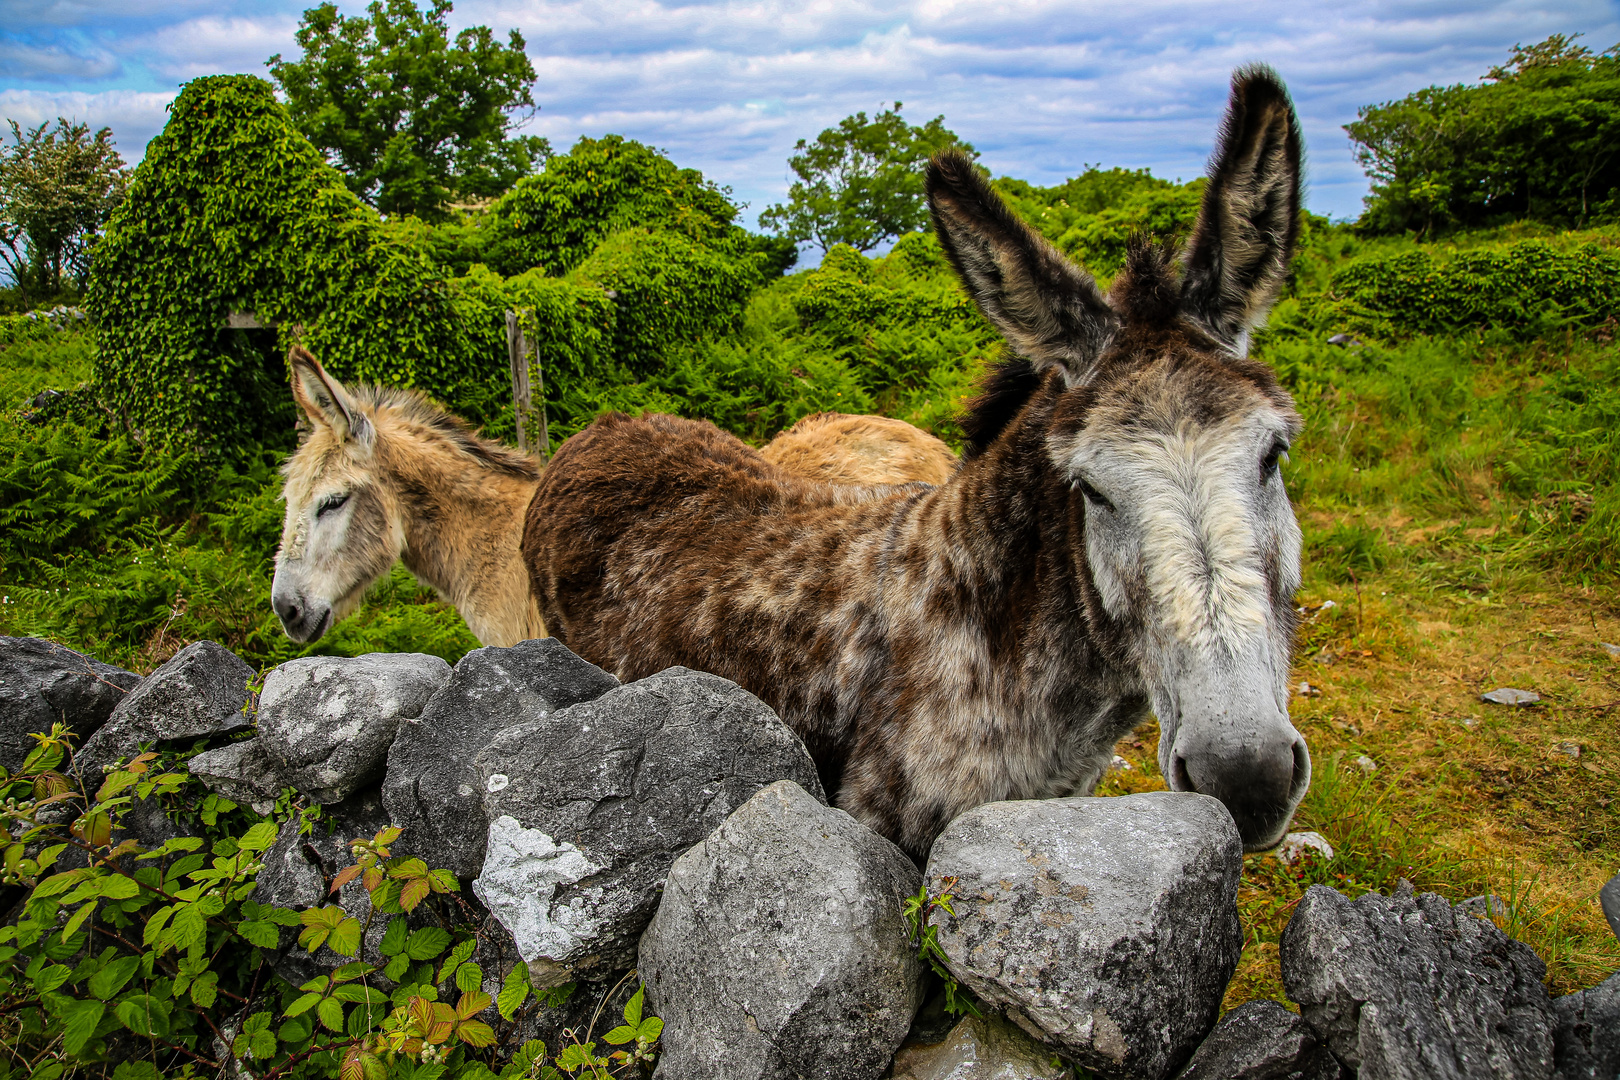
[1170, 754, 1195, 793]
[276, 599, 300, 626]
[1287, 738, 1311, 804]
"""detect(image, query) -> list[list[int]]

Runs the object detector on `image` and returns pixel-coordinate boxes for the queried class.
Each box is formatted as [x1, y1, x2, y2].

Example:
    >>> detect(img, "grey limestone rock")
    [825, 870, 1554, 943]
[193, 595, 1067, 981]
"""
[1550, 972, 1620, 1080]
[1176, 1001, 1343, 1080]
[1600, 872, 1620, 943]
[258, 653, 450, 804]
[638, 779, 924, 1080]
[189, 738, 284, 815]
[891, 1012, 1070, 1080]
[77, 641, 252, 777]
[255, 790, 395, 985]
[924, 792, 1244, 1080]
[1280, 882, 1553, 1080]
[472, 666, 823, 986]
[0, 636, 140, 771]
[381, 639, 618, 881]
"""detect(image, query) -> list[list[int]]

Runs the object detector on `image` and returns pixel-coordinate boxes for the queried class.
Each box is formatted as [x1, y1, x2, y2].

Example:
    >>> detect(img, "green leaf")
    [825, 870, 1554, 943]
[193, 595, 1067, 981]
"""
[497, 962, 531, 1021]
[623, 984, 643, 1026]
[33, 963, 71, 994]
[238, 920, 280, 948]
[88, 955, 140, 1000]
[333, 961, 375, 982]
[190, 970, 218, 1008]
[327, 916, 362, 957]
[61, 997, 106, 1055]
[436, 937, 477, 984]
[601, 1024, 637, 1046]
[383, 952, 411, 982]
[405, 925, 451, 960]
[142, 905, 174, 947]
[99, 875, 141, 900]
[317, 995, 345, 1033]
[378, 916, 407, 956]
[238, 821, 279, 852]
[639, 1016, 663, 1041]
[455, 962, 483, 993]
[116, 994, 172, 1037]
[285, 992, 323, 1018]
[332, 983, 386, 1004]
[60, 901, 95, 942]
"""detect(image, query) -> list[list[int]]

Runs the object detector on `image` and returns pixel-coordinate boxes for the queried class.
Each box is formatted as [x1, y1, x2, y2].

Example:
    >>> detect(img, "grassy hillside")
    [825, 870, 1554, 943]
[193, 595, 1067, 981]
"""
[2, 177, 1617, 1012]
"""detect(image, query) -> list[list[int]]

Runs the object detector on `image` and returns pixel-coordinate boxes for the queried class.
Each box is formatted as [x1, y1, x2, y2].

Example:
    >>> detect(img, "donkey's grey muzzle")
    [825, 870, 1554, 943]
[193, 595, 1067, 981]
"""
[271, 572, 331, 644]
[1167, 725, 1310, 851]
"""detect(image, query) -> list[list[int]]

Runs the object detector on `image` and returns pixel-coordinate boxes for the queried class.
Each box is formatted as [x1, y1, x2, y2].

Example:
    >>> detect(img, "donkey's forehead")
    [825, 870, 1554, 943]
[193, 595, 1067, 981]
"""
[1060, 348, 1299, 443]
[280, 427, 366, 501]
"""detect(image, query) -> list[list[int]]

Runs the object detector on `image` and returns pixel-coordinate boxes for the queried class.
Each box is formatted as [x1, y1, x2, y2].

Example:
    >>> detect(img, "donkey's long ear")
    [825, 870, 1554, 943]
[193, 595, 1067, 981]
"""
[288, 346, 369, 444]
[1180, 66, 1302, 355]
[928, 151, 1118, 385]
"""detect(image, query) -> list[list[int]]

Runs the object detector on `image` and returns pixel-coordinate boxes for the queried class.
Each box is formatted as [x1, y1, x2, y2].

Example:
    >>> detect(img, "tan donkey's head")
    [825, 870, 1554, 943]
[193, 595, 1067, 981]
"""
[271, 346, 540, 644]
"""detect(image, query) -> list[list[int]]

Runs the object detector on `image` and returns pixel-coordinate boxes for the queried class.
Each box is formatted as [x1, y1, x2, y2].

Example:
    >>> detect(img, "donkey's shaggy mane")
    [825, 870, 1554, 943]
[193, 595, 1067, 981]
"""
[290, 382, 540, 482]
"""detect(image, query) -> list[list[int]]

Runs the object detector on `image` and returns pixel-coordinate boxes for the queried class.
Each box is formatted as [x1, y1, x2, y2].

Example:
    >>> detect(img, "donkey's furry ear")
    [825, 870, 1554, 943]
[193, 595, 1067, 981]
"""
[927, 151, 1118, 385]
[288, 346, 369, 444]
[1180, 65, 1302, 356]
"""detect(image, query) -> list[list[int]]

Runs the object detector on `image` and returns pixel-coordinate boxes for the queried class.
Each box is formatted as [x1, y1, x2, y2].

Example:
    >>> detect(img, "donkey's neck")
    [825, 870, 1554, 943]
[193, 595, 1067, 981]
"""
[384, 445, 543, 647]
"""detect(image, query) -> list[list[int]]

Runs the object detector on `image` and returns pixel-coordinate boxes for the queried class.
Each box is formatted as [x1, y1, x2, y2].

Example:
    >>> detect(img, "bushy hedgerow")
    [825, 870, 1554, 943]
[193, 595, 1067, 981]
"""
[87, 76, 490, 451]
[1278, 238, 1620, 340]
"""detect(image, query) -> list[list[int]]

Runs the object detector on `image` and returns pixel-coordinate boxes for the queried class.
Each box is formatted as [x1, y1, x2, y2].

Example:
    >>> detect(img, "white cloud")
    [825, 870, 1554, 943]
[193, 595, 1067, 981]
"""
[131, 15, 301, 79]
[0, 88, 175, 158]
[3, 0, 1616, 221]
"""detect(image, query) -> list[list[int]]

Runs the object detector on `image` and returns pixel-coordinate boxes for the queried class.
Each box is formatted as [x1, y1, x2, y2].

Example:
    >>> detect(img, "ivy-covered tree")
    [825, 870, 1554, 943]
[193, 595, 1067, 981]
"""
[1348, 33, 1620, 234]
[759, 104, 976, 253]
[0, 118, 127, 301]
[267, 0, 548, 221]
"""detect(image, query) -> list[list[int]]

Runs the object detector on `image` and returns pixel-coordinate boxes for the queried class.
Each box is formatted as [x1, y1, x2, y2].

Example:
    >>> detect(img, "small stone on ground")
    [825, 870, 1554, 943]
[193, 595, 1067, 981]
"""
[1481, 688, 1541, 707]
[1176, 1000, 1343, 1080]
[1276, 832, 1335, 866]
[891, 1012, 1070, 1080]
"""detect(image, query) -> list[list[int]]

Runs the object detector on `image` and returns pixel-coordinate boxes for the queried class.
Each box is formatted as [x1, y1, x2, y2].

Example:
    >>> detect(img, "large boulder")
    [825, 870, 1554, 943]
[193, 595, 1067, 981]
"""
[1550, 972, 1620, 1080]
[381, 639, 618, 881]
[924, 792, 1244, 1080]
[188, 738, 284, 816]
[77, 641, 253, 777]
[638, 779, 925, 1080]
[1280, 882, 1554, 1080]
[891, 1012, 1071, 1080]
[471, 667, 824, 986]
[1176, 1000, 1344, 1080]
[258, 653, 451, 804]
[0, 636, 140, 771]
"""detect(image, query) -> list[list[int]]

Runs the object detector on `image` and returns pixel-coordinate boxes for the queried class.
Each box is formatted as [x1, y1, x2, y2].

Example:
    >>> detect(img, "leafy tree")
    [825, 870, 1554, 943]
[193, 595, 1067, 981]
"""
[487, 134, 746, 276]
[1347, 34, 1620, 234]
[267, 0, 548, 220]
[759, 104, 976, 252]
[0, 118, 127, 301]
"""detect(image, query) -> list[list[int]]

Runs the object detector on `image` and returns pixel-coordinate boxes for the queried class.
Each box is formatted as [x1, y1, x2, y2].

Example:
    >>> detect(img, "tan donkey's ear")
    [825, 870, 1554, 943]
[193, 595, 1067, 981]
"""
[288, 346, 369, 444]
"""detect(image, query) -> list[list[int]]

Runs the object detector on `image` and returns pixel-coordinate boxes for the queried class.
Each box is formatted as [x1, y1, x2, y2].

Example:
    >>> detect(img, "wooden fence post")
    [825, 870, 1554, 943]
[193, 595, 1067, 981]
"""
[505, 310, 549, 461]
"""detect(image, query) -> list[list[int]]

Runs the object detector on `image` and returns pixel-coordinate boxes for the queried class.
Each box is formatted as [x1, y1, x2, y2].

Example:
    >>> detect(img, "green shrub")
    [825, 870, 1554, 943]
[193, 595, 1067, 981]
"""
[0, 729, 662, 1077]
[1323, 240, 1620, 339]
[487, 134, 745, 276]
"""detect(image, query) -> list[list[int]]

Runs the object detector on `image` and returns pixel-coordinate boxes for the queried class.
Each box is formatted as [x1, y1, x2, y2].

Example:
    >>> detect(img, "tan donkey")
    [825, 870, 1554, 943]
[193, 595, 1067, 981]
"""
[270, 348, 956, 647]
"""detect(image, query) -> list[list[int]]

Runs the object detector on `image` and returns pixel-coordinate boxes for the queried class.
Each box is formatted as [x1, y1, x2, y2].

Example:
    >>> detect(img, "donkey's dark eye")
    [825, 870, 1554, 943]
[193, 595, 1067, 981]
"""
[1076, 478, 1116, 512]
[317, 493, 350, 518]
[1262, 442, 1288, 480]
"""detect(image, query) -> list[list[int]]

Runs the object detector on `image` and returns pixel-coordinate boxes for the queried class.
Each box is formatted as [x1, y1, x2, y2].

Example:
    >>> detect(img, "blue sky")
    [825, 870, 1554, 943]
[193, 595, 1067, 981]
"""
[3, 0, 1617, 227]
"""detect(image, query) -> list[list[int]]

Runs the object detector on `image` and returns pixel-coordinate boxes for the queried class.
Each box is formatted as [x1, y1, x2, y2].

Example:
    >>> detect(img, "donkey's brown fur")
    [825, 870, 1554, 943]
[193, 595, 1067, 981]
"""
[273, 348, 956, 648]
[759, 412, 957, 485]
[523, 67, 1311, 860]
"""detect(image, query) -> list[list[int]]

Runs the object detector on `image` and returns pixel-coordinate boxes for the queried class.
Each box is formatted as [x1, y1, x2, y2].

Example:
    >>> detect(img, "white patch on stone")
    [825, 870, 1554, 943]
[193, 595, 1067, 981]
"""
[473, 815, 605, 969]
[457, 784, 474, 798]
[486, 773, 510, 793]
